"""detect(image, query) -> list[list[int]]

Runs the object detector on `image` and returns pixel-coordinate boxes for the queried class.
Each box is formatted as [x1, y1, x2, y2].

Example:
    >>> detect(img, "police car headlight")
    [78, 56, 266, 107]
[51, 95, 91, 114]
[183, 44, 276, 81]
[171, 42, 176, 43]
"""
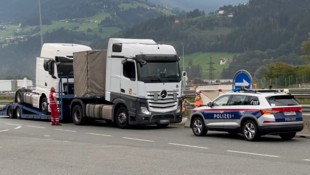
[140, 106, 151, 115]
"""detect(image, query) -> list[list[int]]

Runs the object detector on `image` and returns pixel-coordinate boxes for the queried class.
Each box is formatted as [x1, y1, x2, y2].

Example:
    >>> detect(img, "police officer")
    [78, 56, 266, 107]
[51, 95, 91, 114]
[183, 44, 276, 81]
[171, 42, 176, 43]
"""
[49, 87, 61, 125]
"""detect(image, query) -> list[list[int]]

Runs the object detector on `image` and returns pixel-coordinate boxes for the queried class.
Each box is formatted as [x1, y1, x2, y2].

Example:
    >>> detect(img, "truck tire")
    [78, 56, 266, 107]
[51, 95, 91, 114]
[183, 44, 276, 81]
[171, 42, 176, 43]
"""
[115, 106, 129, 129]
[40, 96, 49, 114]
[15, 106, 22, 119]
[15, 90, 23, 103]
[72, 105, 85, 125]
[7, 106, 16, 119]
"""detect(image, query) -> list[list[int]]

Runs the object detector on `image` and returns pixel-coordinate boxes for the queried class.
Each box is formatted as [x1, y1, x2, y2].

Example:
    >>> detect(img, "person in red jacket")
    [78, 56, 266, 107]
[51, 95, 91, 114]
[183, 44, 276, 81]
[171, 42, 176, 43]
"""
[49, 87, 61, 125]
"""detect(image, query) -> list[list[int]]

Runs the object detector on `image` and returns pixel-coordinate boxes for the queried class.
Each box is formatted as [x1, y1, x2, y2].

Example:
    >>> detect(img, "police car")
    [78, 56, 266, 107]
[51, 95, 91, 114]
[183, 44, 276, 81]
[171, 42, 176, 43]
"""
[190, 89, 304, 141]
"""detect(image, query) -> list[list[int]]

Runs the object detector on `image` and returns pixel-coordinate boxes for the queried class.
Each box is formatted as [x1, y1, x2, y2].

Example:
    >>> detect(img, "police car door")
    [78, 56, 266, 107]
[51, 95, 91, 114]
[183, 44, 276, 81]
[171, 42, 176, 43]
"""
[206, 95, 232, 129]
[225, 95, 248, 129]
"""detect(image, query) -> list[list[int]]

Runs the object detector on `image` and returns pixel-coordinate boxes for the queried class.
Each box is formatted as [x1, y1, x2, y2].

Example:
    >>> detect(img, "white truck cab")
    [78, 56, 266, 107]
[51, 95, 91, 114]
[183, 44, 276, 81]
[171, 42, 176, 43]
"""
[15, 43, 91, 113]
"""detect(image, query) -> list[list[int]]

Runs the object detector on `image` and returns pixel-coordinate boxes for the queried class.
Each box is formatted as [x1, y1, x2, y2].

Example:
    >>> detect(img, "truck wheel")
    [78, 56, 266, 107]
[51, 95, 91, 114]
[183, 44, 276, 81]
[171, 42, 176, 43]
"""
[7, 106, 16, 119]
[279, 132, 296, 140]
[191, 116, 207, 136]
[115, 106, 129, 129]
[15, 106, 22, 119]
[72, 105, 85, 125]
[15, 90, 23, 103]
[242, 120, 259, 141]
[40, 96, 49, 114]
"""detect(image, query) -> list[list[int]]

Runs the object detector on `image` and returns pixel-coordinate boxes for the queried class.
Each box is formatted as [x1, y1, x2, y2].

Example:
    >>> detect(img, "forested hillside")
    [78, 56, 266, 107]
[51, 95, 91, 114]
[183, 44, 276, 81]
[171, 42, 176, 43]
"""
[117, 0, 310, 79]
[0, 0, 175, 79]
[1, 0, 310, 81]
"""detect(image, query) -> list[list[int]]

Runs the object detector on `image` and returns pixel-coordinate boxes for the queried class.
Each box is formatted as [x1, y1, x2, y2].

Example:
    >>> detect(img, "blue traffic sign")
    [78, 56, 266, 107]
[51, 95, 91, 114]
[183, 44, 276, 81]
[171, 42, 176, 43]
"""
[233, 70, 252, 90]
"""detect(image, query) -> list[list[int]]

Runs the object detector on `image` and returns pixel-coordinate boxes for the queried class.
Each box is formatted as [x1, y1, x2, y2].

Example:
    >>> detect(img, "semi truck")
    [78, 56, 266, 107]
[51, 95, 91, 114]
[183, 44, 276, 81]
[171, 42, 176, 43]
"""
[0, 38, 183, 128]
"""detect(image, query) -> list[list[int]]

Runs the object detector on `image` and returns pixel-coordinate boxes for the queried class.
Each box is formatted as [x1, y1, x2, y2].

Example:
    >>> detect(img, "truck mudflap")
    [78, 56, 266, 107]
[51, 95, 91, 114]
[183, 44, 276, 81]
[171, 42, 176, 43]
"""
[128, 111, 182, 126]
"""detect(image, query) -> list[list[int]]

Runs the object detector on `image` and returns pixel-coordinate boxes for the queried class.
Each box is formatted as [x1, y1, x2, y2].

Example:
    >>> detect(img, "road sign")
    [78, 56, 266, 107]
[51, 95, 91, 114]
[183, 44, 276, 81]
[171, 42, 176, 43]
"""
[233, 70, 253, 90]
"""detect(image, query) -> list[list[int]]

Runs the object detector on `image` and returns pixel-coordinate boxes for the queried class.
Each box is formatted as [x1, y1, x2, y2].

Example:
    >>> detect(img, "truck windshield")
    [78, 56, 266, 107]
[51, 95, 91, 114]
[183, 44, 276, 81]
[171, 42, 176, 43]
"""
[137, 61, 181, 83]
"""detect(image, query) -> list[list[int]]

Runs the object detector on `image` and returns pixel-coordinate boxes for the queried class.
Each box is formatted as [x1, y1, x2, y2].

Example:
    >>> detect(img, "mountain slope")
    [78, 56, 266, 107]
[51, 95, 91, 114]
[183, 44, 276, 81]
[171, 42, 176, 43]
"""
[148, 0, 249, 12]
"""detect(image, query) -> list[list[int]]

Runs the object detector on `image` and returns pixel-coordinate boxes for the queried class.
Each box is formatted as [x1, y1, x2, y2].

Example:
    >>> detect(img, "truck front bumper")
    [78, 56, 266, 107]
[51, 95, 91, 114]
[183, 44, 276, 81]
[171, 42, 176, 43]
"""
[129, 111, 183, 126]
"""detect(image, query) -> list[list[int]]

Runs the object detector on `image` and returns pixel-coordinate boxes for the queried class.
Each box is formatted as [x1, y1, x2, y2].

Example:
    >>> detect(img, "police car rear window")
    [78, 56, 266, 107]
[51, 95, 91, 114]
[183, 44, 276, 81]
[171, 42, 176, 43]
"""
[266, 95, 299, 106]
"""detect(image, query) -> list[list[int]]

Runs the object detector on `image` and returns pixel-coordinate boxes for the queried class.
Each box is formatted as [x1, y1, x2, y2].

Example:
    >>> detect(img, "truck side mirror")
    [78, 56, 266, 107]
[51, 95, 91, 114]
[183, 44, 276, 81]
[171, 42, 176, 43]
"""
[43, 60, 49, 71]
[47, 60, 56, 79]
[112, 43, 122, 52]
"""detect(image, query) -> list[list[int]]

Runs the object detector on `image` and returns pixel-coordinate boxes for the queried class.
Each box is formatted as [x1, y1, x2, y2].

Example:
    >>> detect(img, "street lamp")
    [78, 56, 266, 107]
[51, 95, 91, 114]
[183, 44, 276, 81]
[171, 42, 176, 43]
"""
[38, 0, 43, 46]
[182, 43, 185, 71]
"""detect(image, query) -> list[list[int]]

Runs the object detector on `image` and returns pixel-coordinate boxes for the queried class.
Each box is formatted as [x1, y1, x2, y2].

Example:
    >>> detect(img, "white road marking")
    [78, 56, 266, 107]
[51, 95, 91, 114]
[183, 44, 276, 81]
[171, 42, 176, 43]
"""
[0, 129, 9, 132]
[227, 150, 279, 158]
[168, 143, 208, 150]
[304, 159, 310, 162]
[88, 133, 112, 137]
[6, 123, 20, 126]
[44, 135, 50, 137]
[14, 125, 22, 130]
[27, 125, 45, 129]
[122, 137, 155, 143]
[54, 129, 76, 133]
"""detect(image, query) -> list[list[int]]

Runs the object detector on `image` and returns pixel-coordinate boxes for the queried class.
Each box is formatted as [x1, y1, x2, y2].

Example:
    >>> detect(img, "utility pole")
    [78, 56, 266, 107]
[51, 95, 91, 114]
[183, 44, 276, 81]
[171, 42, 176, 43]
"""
[208, 57, 216, 84]
[38, 0, 43, 46]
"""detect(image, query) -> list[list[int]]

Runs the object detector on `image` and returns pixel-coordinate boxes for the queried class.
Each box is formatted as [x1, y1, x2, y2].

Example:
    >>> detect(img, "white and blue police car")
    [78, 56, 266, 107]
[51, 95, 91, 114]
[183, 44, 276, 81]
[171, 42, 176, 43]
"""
[190, 89, 304, 141]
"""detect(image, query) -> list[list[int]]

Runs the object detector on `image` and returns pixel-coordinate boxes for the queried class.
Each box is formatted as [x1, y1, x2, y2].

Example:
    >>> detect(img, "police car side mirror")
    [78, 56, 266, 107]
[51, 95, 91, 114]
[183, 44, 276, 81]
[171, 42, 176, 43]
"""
[207, 102, 214, 107]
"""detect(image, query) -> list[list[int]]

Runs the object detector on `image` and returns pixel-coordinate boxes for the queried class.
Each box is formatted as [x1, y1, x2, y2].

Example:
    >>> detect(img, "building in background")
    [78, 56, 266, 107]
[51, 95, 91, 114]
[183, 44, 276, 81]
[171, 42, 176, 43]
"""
[0, 78, 33, 92]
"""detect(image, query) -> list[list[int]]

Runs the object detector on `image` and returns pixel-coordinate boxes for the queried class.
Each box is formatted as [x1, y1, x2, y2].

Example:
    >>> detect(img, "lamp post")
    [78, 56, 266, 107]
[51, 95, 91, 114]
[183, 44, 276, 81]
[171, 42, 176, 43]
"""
[38, 0, 43, 46]
[181, 42, 184, 71]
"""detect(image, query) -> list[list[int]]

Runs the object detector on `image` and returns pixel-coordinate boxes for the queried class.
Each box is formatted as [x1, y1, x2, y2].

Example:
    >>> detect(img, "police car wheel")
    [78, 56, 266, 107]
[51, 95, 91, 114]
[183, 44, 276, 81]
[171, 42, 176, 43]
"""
[191, 116, 207, 136]
[279, 132, 296, 140]
[242, 120, 259, 141]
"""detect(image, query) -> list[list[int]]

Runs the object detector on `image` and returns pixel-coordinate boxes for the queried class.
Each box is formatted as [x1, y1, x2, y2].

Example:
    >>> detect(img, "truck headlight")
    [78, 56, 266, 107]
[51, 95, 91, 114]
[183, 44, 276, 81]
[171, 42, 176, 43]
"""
[176, 105, 181, 113]
[140, 106, 151, 115]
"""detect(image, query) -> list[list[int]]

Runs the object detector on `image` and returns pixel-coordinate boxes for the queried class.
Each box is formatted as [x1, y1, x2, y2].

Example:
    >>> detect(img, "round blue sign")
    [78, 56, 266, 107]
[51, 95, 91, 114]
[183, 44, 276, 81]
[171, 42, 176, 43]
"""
[233, 70, 252, 90]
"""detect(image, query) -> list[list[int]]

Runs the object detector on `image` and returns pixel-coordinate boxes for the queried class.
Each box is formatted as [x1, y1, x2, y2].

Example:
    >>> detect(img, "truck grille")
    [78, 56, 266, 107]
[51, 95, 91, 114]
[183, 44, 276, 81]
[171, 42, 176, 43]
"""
[147, 90, 178, 113]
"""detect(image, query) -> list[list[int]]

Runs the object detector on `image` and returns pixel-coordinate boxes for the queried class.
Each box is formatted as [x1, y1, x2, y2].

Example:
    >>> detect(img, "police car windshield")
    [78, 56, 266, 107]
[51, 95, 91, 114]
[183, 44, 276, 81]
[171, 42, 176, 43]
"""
[267, 95, 299, 106]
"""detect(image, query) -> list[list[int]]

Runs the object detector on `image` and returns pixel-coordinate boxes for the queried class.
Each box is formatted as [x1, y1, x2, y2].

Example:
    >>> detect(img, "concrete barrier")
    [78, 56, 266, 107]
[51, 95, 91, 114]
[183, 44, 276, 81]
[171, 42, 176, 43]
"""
[298, 115, 310, 137]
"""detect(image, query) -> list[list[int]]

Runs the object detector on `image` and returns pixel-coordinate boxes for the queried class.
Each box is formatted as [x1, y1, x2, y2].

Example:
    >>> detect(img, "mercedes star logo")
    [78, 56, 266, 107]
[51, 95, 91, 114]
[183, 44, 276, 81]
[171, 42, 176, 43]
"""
[160, 90, 167, 98]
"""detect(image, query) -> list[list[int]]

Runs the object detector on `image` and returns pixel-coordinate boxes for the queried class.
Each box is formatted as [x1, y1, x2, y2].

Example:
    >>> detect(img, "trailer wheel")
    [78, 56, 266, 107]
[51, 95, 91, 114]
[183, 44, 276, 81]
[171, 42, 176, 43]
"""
[115, 106, 129, 129]
[40, 96, 49, 114]
[15, 106, 22, 119]
[7, 106, 16, 119]
[72, 105, 85, 125]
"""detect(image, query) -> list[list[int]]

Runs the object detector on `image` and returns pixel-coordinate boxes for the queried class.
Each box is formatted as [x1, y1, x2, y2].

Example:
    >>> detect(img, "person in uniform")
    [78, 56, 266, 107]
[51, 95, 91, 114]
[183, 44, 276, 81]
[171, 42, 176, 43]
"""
[49, 87, 61, 125]
[194, 90, 203, 107]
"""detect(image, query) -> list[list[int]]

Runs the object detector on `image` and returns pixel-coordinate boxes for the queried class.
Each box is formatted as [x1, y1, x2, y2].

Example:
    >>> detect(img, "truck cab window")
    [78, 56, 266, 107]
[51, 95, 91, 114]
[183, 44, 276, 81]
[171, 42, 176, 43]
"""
[123, 61, 136, 80]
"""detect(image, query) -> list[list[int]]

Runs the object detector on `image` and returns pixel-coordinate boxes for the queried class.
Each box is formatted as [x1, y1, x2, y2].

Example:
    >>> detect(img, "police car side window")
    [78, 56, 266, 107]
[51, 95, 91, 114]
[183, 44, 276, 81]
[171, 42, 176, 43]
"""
[214, 95, 230, 106]
[228, 95, 246, 105]
[244, 96, 260, 105]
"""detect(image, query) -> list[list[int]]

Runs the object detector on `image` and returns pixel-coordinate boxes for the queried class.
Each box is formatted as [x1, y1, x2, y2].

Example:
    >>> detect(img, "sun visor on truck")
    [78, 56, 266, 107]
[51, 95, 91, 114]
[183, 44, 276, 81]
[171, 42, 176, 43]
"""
[135, 54, 179, 62]
[73, 50, 107, 97]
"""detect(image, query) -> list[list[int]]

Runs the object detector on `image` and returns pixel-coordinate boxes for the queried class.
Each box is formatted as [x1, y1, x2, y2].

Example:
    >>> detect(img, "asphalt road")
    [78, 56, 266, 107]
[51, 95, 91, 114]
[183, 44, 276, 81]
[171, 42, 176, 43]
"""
[0, 116, 309, 175]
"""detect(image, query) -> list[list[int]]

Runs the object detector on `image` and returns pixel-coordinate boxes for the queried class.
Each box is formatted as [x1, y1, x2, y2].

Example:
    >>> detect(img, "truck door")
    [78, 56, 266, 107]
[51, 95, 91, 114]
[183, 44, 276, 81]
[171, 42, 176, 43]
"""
[121, 60, 138, 98]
